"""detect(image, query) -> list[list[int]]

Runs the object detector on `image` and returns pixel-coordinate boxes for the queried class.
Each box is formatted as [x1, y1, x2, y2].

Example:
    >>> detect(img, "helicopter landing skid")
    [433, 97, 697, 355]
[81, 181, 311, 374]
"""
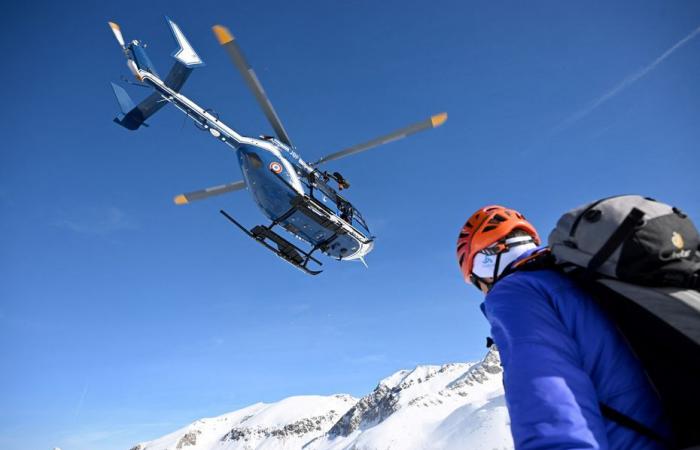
[219, 209, 323, 275]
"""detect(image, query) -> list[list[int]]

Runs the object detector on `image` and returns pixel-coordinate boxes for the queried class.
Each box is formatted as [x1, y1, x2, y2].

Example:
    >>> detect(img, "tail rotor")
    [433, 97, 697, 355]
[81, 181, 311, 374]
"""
[108, 21, 126, 49]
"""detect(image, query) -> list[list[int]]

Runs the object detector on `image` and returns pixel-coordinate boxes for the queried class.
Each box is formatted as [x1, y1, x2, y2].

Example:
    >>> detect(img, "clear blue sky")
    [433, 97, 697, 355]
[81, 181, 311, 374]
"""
[2, 1, 699, 449]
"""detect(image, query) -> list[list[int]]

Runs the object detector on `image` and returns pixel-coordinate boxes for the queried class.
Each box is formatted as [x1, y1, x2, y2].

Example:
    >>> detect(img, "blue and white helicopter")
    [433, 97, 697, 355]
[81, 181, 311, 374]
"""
[108, 18, 447, 275]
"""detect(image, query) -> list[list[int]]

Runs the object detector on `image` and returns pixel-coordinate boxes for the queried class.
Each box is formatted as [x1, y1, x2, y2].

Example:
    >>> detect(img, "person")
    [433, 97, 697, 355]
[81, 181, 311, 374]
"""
[456, 205, 671, 450]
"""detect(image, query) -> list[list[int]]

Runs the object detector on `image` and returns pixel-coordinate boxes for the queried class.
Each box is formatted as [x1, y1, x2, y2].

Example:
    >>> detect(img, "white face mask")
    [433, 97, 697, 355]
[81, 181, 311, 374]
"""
[471, 236, 537, 279]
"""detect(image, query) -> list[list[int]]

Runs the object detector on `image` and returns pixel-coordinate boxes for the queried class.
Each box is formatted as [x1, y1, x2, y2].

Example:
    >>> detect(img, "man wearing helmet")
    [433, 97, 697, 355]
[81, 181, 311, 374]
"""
[457, 206, 669, 450]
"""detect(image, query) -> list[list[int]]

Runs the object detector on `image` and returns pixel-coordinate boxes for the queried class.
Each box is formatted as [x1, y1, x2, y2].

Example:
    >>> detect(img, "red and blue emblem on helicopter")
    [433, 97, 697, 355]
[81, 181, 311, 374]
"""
[108, 18, 447, 274]
[269, 162, 283, 174]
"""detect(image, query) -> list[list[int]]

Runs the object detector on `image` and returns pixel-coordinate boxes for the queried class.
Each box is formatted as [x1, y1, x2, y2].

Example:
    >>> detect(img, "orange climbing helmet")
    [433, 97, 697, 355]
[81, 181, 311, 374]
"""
[456, 205, 540, 284]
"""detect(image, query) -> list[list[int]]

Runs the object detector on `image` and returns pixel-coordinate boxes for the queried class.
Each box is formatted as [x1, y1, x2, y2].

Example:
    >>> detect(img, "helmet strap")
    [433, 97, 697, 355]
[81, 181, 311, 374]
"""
[488, 236, 537, 286]
[470, 273, 494, 293]
[493, 252, 503, 282]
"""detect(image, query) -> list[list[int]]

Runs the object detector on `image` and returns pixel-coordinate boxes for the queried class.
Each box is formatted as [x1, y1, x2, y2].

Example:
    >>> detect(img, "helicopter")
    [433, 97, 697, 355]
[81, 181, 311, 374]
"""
[108, 18, 447, 275]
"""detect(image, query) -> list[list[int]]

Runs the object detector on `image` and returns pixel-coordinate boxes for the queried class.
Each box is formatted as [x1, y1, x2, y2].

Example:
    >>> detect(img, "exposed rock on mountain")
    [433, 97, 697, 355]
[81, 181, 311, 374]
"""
[128, 348, 513, 450]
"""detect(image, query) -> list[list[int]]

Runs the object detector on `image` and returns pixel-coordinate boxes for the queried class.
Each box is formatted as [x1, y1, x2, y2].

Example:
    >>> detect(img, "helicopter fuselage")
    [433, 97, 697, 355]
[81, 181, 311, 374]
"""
[137, 60, 374, 262]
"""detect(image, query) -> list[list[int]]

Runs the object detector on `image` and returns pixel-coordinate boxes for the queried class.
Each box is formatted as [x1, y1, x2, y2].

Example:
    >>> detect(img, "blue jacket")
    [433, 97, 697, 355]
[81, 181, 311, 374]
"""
[481, 250, 670, 449]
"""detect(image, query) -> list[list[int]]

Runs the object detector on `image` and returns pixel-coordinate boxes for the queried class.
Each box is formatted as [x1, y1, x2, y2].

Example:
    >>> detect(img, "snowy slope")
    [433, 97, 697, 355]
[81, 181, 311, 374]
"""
[129, 395, 357, 450]
[128, 348, 513, 450]
[308, 348, 512, 450]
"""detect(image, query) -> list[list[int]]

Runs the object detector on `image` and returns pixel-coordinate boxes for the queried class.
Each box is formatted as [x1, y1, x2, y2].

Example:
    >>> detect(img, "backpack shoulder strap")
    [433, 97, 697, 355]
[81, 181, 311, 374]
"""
[499, 247, 555, 280]
[599, 402, 668, 444]
[587, 207, 645, 273]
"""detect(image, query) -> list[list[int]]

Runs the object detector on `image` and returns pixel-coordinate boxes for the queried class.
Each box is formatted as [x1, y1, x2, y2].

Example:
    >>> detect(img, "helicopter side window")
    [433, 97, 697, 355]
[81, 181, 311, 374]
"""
[246, 152, 263, 169]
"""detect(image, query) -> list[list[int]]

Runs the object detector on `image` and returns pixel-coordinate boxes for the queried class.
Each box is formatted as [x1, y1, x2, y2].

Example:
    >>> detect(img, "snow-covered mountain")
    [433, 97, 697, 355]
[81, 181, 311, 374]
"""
[128, 348, 513, 450]
[129, 395, 357, 450]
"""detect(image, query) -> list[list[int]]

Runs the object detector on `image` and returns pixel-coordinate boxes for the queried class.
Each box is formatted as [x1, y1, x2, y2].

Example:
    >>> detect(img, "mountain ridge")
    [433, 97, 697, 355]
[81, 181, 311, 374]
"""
[129, 348, 513, 450]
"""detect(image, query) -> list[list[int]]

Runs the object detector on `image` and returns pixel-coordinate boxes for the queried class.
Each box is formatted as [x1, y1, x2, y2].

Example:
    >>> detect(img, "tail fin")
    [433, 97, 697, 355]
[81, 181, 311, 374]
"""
[110, 82, 135, 114]
[110, 82, 148, 130]
[109, 18, 204, 131]
[157, 18, 204, 92]
[166, 17, 204, 68]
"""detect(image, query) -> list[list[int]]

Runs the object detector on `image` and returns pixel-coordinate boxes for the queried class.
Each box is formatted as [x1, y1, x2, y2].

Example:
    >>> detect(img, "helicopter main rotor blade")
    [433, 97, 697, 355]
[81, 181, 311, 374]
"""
[311, 113, 447, 166]
[212, 25, 294, 148]
[174, 180, 246, 205]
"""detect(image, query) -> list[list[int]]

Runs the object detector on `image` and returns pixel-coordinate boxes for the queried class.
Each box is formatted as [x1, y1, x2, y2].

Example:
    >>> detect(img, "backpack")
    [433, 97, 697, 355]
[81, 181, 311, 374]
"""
[536, 195, 700, 449]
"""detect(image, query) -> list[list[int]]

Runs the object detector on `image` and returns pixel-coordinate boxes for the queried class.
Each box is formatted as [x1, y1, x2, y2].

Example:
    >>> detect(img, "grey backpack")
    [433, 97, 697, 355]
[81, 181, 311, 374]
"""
[548, 195, 700, 449]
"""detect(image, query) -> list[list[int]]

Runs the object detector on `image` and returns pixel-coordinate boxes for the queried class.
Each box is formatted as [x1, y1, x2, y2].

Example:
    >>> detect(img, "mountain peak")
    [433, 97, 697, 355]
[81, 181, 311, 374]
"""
[129, 348, 513, 450]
